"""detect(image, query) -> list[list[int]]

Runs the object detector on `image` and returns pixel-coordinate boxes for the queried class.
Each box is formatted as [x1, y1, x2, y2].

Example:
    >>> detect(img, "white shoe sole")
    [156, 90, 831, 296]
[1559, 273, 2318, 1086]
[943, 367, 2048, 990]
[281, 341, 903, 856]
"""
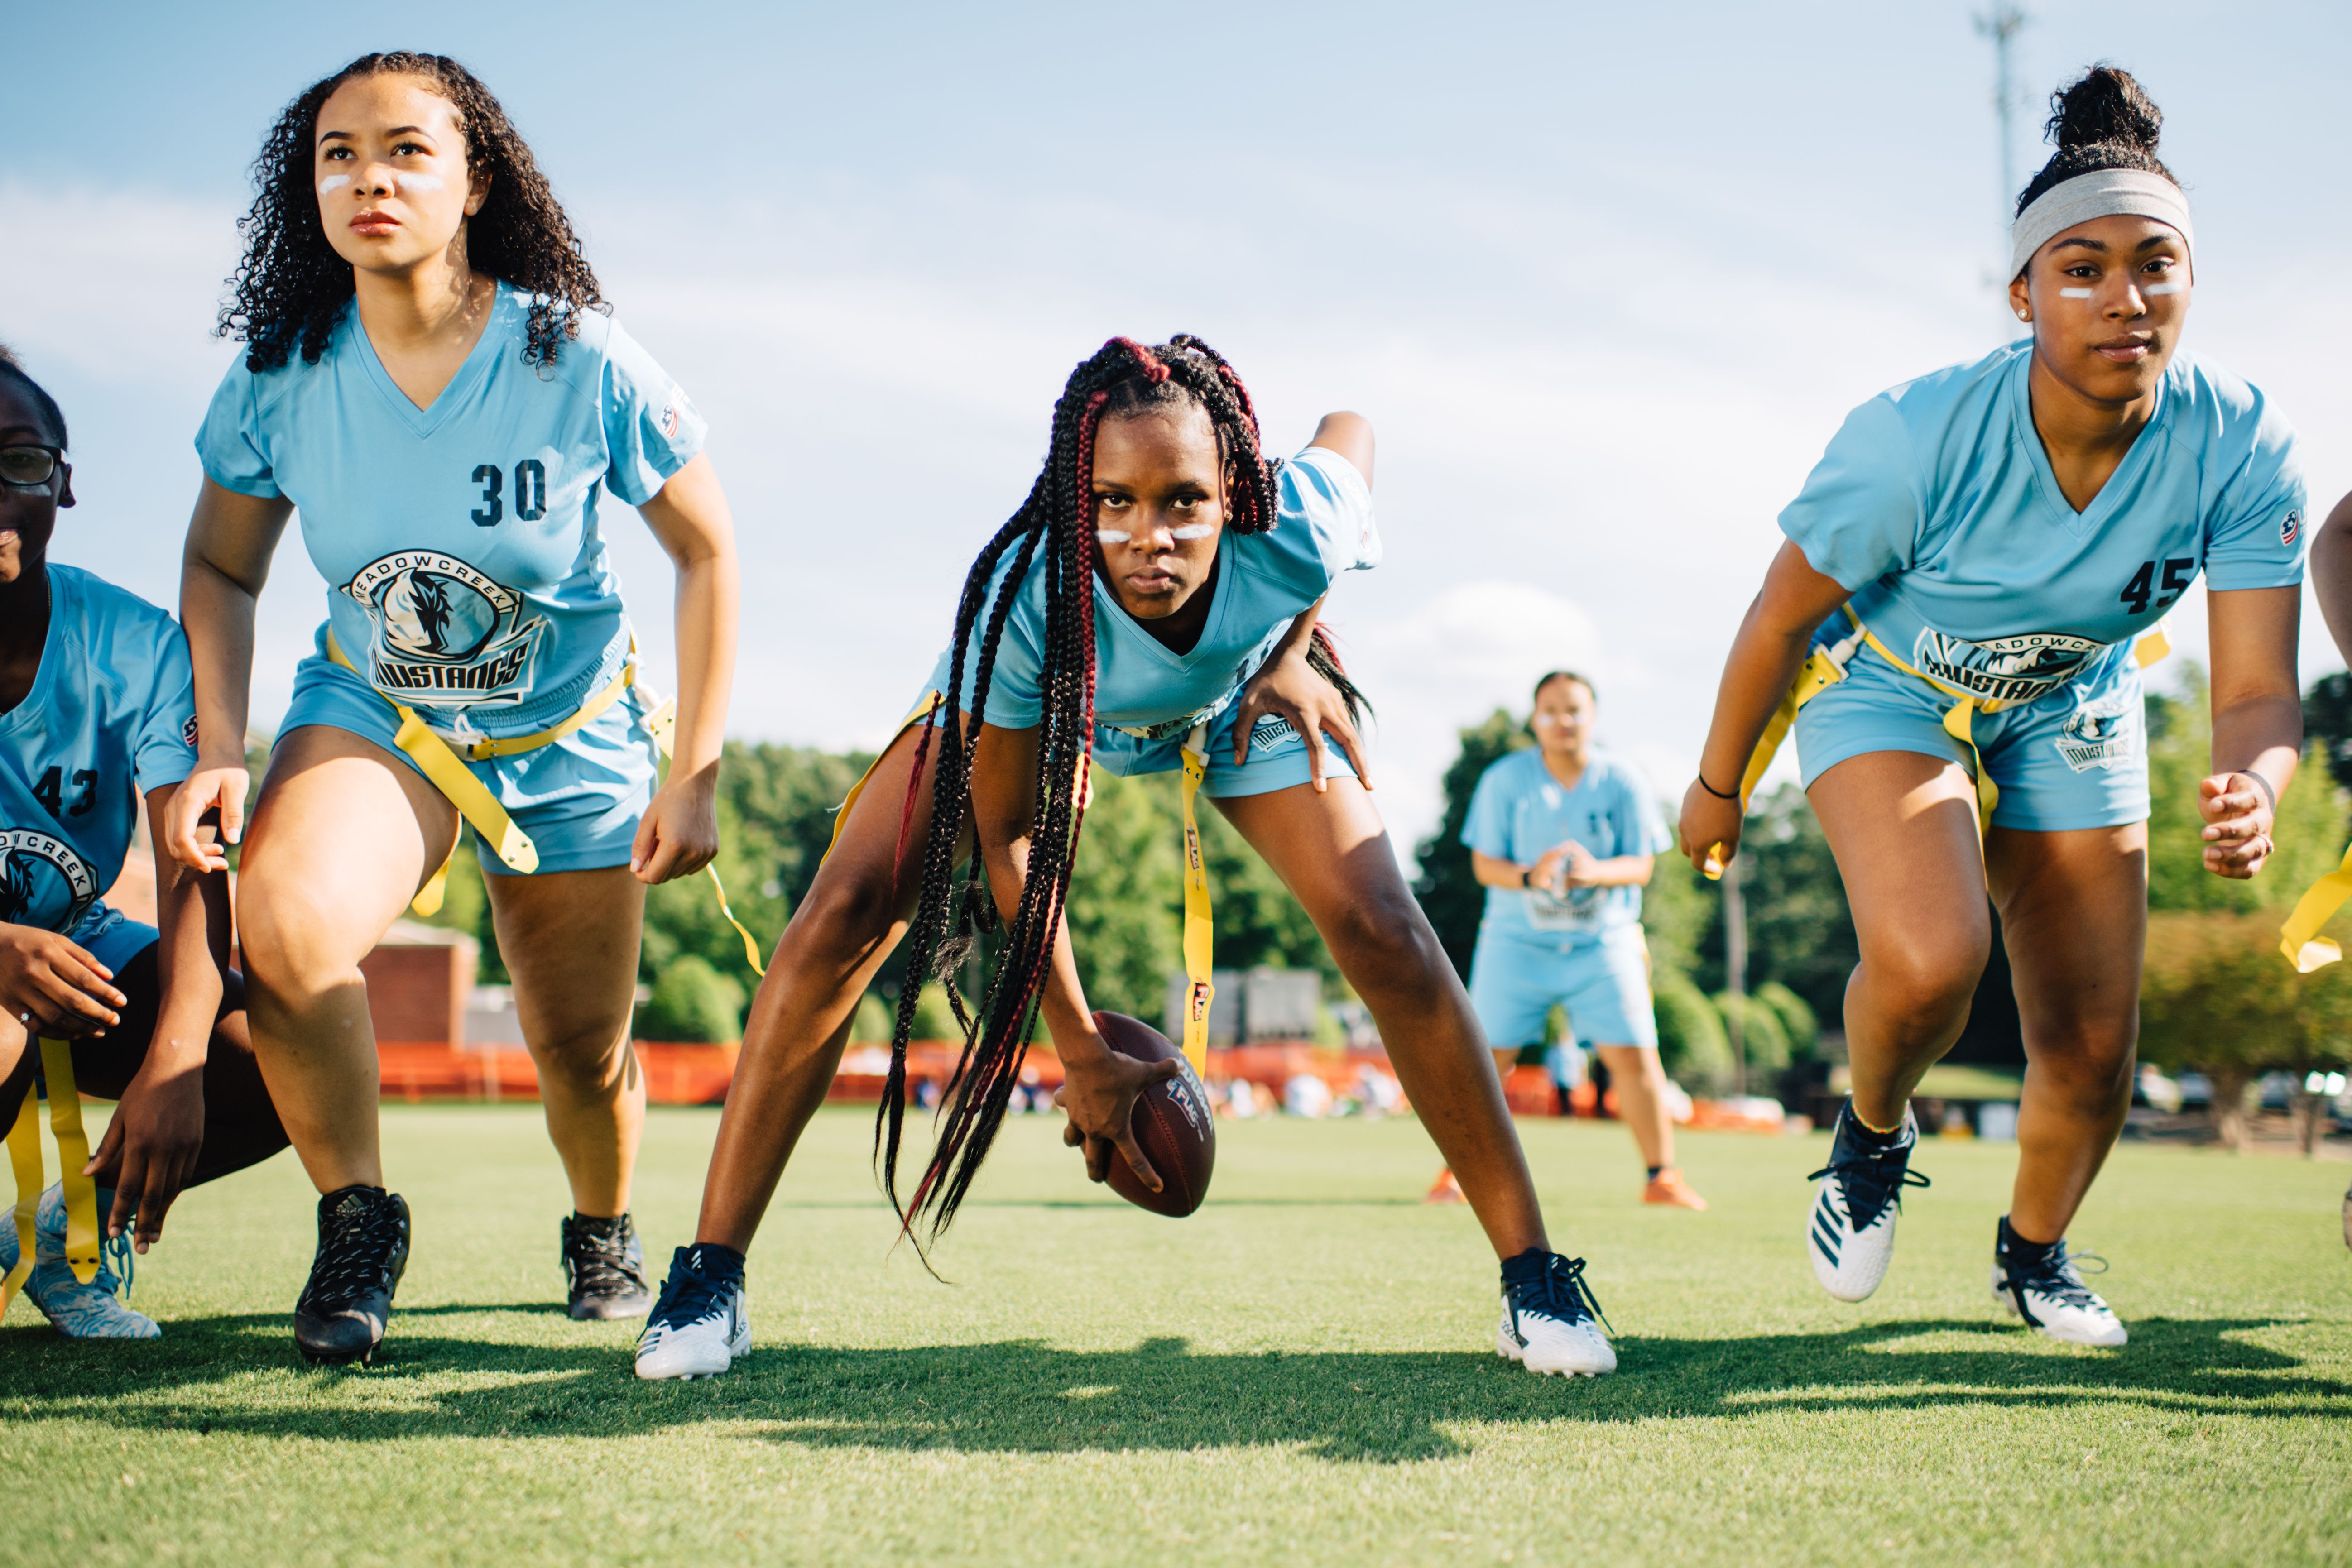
[1992, 1271, 2127, 1347]
[1496, 1324, 1616, 1378]
[635, 1322, 752, 1380]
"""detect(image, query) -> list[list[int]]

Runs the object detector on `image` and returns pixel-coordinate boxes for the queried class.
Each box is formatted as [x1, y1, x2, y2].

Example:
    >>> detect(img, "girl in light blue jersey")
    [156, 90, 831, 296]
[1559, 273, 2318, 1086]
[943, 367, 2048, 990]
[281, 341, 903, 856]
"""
[1431, 671, 1700, 1211]
[168, 54, 742, 1364]
[1680, 69, 2304, 1347]
[639, 337, 1615, 1383]
[0, 348, 287, 1340]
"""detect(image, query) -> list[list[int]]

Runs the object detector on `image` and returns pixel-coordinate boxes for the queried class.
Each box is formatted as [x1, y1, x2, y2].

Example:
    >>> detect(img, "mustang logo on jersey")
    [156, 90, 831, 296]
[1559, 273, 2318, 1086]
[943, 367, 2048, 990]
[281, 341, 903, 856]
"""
[2054, 689, 2141, 774]
[1912, 628, 2107, 707]
[341, 551, 548, 709]
[0, 829, 99, 933]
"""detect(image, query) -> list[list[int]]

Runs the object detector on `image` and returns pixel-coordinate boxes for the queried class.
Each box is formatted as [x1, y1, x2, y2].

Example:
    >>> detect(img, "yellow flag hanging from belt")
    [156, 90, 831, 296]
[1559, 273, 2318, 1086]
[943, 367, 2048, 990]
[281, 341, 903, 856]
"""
[3, 1040, 103, 1319]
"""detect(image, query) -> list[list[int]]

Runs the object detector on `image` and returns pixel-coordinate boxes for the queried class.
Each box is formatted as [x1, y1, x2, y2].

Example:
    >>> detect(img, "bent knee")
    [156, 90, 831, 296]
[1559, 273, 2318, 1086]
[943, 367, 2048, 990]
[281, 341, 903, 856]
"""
[528, 1024, 636, 1090]
[1857, 933, 1987, 1036]
[235, 881, 365, 998]
[1325, 895, 1447, 985]
[788, 862, 912, 958]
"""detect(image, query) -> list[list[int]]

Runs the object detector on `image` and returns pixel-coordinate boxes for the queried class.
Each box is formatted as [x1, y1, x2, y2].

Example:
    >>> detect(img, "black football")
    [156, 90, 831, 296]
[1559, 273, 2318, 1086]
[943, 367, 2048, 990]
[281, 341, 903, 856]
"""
[1091, 1011, 1216, 1218]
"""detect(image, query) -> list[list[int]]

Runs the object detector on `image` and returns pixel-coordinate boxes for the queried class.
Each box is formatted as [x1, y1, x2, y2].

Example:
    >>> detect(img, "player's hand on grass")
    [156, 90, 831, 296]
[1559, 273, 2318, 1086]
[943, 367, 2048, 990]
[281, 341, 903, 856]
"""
[0, 924, 122, 1039]
[1677, 779, 1744, 877]
[633, 765, 720, 884]
[2198, 771, 2274, 881]
[165, 767, 246, 873]
[1229, 646, 1370, 792]
[1054, 1041, 1181, 1194]
[91, 1059, 205, 1251]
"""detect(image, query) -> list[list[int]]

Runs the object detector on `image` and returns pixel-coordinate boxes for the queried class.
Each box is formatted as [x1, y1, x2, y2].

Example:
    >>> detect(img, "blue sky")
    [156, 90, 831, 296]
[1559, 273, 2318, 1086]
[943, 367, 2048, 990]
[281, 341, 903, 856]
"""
[5, 0, 2347, 846]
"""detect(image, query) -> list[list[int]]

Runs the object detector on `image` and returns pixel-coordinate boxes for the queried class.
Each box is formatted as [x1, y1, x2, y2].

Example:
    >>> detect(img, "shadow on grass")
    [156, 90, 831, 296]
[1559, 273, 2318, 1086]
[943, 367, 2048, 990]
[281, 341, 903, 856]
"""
[2, 1314, 2341, 1462]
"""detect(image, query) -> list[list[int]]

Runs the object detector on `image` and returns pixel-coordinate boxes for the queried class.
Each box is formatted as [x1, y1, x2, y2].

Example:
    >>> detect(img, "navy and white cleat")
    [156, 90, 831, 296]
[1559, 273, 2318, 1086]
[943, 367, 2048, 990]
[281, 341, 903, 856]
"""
[1805, 1102, 1929, 1302]
[635, 1243, 751, 1380]
[1992, 1216, 2126, 1348]
[1497, 1249, 1616, 1378]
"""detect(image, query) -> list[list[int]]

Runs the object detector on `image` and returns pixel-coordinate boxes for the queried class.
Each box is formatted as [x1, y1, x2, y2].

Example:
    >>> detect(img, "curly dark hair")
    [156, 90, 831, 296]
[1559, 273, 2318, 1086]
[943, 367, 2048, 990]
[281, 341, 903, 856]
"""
[2015, 64, 2177, 216]
[218, 52, 605, 373]
[878, 334, 1364, 1248]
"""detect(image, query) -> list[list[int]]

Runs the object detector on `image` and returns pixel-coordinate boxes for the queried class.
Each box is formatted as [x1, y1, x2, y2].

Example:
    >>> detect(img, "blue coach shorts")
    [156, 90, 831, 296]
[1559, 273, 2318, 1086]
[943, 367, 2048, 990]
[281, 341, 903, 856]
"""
[1793, 641, 2148, 833]
[1468, 925, 1657, 1051]
[281, 654, 661, 877]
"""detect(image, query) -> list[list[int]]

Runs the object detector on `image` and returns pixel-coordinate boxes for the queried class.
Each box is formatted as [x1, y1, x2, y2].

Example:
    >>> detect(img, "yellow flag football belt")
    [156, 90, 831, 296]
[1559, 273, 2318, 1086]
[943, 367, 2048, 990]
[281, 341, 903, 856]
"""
[1712, 609, 2170, 880]
[3, 1039, 102, 1319]
[824, 701, 1216, 1076]
[326, 634, 763, 976]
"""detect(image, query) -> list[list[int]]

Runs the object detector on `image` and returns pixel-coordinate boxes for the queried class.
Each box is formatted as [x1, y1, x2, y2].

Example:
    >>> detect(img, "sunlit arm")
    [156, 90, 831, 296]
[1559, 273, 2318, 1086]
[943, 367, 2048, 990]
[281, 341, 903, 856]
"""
[629, 452, 740, 883]
[2200, 585, 2302, 881]
[172, 479, 294, 867]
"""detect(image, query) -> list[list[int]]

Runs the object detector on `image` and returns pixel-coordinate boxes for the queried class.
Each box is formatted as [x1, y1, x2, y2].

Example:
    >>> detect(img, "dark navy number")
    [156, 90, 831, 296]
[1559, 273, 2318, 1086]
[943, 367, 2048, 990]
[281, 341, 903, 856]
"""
[2155, 557, 2195, 610]
[69, 769, 96, 815]
[31, 766, 61, 818]
[514, 459, 546, 521]
[2121, 558, 2195, 615]
[471, 463, 504, 527]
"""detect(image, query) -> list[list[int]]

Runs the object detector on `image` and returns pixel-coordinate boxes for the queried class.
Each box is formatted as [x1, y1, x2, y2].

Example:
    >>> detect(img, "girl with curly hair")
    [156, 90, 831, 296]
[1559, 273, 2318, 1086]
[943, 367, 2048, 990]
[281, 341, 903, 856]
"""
[1679, 67, 2305, 1347]
[168, 53, 742, 1365]
[634, 336, 1616, 1383]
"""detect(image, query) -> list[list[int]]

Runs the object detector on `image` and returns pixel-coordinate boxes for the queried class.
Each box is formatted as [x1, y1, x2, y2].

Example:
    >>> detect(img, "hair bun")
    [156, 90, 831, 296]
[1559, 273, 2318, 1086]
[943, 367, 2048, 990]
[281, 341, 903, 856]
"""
[2045, 65, 2162, 154]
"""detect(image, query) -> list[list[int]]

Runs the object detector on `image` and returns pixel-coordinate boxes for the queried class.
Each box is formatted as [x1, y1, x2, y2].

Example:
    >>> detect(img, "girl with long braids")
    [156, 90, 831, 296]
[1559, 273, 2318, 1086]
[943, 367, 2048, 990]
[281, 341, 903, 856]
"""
[169, 53, 741, 1364]
[636, 336, 1615, 1381]
[1680, 67, 2305, 1346]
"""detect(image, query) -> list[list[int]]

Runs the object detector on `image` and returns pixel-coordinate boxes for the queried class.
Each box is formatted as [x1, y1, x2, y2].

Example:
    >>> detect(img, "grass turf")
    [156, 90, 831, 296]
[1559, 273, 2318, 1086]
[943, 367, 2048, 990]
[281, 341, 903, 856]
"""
[2, 1106, 2346, 1567]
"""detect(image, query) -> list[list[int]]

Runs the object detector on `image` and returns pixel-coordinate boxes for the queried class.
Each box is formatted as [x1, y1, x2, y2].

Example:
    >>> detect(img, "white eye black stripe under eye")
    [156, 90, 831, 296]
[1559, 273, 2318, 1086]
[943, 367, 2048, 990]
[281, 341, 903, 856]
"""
[1095, 530, 1132, 544]
[1170, 523, 1214, 540]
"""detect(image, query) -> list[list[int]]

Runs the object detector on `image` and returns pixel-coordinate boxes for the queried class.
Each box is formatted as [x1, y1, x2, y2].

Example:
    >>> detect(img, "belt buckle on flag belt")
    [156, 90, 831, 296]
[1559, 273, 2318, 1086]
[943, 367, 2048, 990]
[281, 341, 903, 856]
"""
[326, 633, 763, 974]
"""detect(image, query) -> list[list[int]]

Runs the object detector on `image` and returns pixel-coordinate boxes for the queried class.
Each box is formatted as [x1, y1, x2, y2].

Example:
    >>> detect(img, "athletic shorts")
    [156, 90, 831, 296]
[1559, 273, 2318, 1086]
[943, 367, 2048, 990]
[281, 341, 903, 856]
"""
[62, 910, 160, 978]
[1792, 640, 2148, 833]
[281, 654, 661, 876]
[912, 690, 1358, 798]
[1468, 924, 1657, 1050]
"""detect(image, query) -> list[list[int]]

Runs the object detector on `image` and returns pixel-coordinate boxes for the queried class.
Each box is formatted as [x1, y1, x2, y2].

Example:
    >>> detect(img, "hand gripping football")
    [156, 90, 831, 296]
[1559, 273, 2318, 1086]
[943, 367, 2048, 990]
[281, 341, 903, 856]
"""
[1090, 1011, 1216, 1218]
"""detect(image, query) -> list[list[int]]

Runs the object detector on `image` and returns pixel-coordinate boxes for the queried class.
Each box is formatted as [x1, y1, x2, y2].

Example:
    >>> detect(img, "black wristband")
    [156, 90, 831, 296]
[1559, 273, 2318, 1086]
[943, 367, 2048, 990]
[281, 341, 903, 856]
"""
[1695, 772, 1739, 802]
[1517, 865, 1534, 888]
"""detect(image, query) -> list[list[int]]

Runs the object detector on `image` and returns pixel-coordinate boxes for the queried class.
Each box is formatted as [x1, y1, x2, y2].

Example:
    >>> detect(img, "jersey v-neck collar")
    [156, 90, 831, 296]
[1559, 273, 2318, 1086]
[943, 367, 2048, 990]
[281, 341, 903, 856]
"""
[2007, 346, 2170, 538]
[348, 280, 509, 439]
[0, 563, 67, 736]
[1091, 537, 1237, 679]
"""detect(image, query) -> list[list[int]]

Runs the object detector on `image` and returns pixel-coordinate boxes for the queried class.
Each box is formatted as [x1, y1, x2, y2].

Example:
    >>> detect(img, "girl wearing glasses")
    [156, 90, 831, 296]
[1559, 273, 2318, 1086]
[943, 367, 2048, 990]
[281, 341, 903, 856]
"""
[0, 346, 288, 1338]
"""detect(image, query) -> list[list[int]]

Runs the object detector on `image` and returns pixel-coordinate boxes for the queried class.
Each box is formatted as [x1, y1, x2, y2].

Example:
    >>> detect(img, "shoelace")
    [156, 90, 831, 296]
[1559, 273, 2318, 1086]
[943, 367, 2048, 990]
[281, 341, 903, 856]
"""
[103, 1229, 134, 1299]
[1808, 1136, 1931, 1232]
[302, 1198, 403, 1312]
[2010, 1242, 2109, 1310]
[1510, 1253, 1614, 1338]
[649, 1261, 739, 1332]
[565, 1222, 646, 1297]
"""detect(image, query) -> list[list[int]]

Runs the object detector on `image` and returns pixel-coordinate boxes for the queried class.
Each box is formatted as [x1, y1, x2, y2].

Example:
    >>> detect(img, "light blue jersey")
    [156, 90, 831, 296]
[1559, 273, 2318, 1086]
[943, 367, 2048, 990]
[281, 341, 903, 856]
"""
[1783, 342, 2306, 699]
[921, 446, 1379, 778]
[0, 565, 198, 949]
[1462, 748, 1670, 948]
[1781, 343, 2305, 830]
[196, 283, 707, 738]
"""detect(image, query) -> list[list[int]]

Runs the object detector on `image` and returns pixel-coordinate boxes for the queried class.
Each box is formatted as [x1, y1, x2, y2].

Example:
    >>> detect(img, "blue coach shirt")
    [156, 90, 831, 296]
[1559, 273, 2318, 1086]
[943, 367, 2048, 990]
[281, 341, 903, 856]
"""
[1463, 747, 1669, 946]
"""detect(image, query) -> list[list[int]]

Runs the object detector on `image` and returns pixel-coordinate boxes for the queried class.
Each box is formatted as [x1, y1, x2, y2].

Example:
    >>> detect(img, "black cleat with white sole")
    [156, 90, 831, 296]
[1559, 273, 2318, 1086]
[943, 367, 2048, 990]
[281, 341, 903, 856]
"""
[635, 1243, 750, 1380]
[1992, 1215, 2126, 1347]
[1497, 1249, 1615, 1377]
[562, 1211, 653, 1320]
[1805, 1101, 1928, 1302]
[294, 1186, 410, 1366]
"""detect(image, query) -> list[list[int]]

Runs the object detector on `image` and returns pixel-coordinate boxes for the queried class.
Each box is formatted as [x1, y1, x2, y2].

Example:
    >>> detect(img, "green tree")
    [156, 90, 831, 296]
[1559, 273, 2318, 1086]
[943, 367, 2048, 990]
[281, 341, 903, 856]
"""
[1654, 972, 1733, 1094]
[1412, 708, 1532, 978]
[1060, 767, 1182, 1018]
[638, 954, 744, 1043]
[2141, 910, 2352, 1151]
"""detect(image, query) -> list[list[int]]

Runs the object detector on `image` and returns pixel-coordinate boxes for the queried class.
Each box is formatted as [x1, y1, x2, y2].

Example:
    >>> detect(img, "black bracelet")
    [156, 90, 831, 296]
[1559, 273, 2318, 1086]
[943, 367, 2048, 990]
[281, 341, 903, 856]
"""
[1695, 772, 1739, 802]
[1517, 865, 1534, 888]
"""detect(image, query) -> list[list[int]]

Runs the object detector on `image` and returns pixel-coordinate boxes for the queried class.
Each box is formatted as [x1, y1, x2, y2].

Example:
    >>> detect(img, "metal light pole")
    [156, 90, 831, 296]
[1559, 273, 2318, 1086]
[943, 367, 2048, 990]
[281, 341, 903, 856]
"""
[1974, 6, 2032, 236]
[1723, 850, 1748, 1098]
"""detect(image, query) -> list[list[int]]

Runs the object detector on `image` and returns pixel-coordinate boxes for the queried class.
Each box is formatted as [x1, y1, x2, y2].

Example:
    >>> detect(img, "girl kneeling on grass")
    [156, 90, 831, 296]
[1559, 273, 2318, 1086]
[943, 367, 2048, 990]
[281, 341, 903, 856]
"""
[638, 336, 1616, 1381]
[171, 53, 741, 1366]
[1678, 68, 2304, 1347]
[0, 346, 288, 1339]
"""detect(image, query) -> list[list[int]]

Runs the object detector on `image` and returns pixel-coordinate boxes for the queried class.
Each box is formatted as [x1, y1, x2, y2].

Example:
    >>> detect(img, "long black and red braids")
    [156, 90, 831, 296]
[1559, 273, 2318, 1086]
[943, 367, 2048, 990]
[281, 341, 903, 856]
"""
[877, 334, 1364, 1248]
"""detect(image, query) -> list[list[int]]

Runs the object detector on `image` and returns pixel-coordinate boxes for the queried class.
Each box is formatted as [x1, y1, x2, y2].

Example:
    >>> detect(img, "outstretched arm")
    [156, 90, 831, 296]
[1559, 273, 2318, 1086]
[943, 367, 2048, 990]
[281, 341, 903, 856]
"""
[967, 720, 1178, 1192]
[1676, 540, 1851, 870]
[2201, 585, 2302, 880]
[172, 480, 292, 868]
[1306, 411, 1373, 484]
[633, 452, 741, 883]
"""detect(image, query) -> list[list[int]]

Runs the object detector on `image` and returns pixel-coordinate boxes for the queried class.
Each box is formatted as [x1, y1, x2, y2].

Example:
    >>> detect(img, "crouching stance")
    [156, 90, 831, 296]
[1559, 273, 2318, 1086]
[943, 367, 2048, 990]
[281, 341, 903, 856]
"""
[1680, 69, 2304, 1347]
[641, 336, 1615, 1381]
[0, 348, 288, 1339]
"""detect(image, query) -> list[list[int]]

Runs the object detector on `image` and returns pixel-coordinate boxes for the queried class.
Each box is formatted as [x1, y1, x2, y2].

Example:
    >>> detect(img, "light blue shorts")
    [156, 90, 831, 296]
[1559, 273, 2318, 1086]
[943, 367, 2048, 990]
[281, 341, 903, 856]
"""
[1793, 641, 2148, 833]
[914, 691, 1358, 798]
[62, 909, 161, 975]
[281, 654, 661, 876]
[1468, 925, 1657, 1050]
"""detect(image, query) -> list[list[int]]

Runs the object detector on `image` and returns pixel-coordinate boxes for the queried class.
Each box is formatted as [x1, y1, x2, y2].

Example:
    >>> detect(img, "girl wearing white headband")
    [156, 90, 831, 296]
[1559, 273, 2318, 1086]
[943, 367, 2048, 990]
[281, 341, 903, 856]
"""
[1678, 67, 2304, 1347]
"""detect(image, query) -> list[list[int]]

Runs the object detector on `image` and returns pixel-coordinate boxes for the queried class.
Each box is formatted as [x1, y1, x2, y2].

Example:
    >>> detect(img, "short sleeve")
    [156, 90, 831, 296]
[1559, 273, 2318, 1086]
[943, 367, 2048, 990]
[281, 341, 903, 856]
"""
[945, 551, 1047, 729]
[193, 361, 282, 499]
[599, 320, 709, 506]
[130, 621, 200, 795]
[1286, 446, 1381, 585]
[1459, 758, 1517, 860]
[2204, 398, 2309, 592]
[1776, 397, 1924, 593]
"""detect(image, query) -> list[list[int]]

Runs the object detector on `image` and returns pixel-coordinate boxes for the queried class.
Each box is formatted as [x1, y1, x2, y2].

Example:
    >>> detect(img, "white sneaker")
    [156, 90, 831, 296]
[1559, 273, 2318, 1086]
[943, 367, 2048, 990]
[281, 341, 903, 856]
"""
[1805, 1103, 1928, 1303]
[1993, 1219, 2126, 1348]
[1497, 1252, 1616, 1378]
[635, 1244, 751, 1380]
[15, 1184, 159, 1339]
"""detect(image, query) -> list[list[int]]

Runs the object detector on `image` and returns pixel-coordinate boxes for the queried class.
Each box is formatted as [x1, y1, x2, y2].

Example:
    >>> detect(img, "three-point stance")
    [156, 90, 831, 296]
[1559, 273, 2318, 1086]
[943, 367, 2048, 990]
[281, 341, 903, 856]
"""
[1680, 68, 2304, 1347]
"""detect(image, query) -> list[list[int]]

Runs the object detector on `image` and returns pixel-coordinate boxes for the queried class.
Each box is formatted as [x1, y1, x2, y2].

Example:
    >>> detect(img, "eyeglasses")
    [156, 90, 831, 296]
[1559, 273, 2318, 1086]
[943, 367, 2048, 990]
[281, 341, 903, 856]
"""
[0, 444, 67, 489]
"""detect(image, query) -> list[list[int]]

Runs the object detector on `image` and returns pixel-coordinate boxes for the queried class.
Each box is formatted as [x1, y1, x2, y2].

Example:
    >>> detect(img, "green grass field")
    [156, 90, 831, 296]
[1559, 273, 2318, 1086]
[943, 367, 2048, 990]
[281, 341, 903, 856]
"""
[3, 1106, 2346, 1567]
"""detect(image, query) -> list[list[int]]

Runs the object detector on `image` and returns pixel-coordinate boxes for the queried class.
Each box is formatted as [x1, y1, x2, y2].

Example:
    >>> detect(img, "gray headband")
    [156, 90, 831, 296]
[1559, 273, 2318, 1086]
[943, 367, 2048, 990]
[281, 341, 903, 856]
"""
[2008, 168, 2193, 279]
